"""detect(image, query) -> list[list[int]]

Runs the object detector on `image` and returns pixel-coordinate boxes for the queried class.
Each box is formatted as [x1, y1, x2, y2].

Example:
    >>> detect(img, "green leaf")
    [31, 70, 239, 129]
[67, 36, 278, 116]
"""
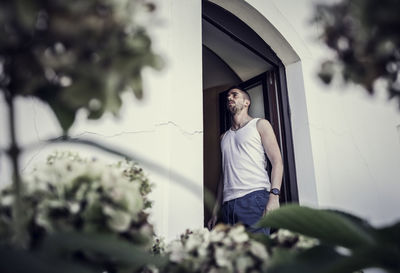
[15, 0, 38, 30]
[268, 245, 346, 273]
[47, 101, 76, 134]
[0, 244, 96, 273]
[257, 205, 375, 249]
[376, 222, 400, 247]
[325, 209, 375, 236]
[267, 244, 394, 273]
[41, 232, 167, 270]
[270, 245, 400, 273]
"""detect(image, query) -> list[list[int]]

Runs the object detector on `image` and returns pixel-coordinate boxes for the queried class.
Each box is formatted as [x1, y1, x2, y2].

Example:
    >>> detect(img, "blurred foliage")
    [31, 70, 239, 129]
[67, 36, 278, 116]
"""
[0, 232, 168, 273]
[314, 0, 400, 107]
[154, 225, 270, 273]
[0, 0, 163, 132]
[0, 1, 167, 272]
[0, 242, 97, 273]
[0, 152, 157, 272]
[258, 205, 400, 273]
[147, 225, 319, 273]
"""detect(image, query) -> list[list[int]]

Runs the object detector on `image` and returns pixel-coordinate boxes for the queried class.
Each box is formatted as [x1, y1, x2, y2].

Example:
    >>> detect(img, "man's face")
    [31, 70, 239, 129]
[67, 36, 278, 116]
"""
[226, 88, 248, 114]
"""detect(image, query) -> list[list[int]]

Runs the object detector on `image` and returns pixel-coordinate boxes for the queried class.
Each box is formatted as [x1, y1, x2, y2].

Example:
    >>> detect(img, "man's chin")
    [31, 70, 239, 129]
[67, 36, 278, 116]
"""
[228, 106, 241, 114]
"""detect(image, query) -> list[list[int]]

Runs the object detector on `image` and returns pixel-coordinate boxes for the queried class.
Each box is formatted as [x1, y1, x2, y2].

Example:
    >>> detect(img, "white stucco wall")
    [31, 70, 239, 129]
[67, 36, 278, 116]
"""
[0, 0, 203, 241]
[247, 0, 400, 226]
[1, 0, 399, 242]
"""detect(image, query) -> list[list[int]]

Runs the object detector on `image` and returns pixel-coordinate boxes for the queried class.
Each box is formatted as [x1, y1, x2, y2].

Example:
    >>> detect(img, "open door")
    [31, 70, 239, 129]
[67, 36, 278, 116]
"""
[202, 0, 298, 226]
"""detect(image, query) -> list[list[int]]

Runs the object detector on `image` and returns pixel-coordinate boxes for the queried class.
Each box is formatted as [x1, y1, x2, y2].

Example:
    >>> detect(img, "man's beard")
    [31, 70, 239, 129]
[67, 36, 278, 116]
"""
[228, 103, 244, 115]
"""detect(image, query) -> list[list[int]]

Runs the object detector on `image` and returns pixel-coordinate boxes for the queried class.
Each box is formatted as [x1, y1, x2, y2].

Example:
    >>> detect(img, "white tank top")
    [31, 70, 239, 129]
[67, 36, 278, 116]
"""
[221, 118, 271, 202]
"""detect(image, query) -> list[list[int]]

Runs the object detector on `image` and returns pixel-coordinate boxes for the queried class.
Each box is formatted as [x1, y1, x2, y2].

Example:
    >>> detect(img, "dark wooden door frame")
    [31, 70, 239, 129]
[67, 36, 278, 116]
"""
[203, 0, 299, 203]
[277, 65, 299, 203]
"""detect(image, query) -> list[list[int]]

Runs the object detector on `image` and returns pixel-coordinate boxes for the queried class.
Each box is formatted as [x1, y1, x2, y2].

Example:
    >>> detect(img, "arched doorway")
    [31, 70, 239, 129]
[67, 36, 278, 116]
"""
[202, 0, 299, 225]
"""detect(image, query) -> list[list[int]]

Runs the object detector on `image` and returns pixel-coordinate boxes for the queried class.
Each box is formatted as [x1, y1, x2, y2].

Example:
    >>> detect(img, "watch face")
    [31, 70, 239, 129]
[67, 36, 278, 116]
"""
[271, 188, 280, 195]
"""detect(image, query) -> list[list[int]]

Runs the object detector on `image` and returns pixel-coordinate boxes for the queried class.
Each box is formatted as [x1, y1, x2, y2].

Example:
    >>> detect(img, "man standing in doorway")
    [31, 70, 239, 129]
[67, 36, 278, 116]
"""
[207, 87, 283, 234]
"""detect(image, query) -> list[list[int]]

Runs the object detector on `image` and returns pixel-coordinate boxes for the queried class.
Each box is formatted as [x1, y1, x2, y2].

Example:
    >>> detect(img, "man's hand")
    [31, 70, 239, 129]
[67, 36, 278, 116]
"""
[263, 195, 280, 216]
[207, 215, 218, 230]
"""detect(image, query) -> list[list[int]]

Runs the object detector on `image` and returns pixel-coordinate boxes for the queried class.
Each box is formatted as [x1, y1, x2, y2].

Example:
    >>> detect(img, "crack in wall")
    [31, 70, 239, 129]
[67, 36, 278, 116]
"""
[21, 120, 203, 172]
[68, 121, 203, 139]
[30, 96, 202, 141]
[31, 97, 42, 142]
[21, 144, 47, 172]
[154, 121, 203, 136]
[70, 129, 155, 139]
[23, 100, 203, 178]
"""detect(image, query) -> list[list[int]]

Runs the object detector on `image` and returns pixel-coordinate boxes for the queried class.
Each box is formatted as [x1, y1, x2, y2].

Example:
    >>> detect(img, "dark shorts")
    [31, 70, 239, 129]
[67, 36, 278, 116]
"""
[222, 189, 270, 235]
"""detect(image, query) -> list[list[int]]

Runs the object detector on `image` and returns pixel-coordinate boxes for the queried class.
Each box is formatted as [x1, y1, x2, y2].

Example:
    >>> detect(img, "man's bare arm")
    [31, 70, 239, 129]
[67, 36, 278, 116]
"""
[257, 119, 283, 213]
[213, 175, 223, 214]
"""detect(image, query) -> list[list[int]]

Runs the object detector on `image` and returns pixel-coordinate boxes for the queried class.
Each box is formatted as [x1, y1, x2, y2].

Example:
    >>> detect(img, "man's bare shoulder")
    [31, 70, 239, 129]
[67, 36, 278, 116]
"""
[219, 130, 229, 141]
[256, 118, 272, 129]
[220, 132, 227, 141]
[256, 118, 275, 137]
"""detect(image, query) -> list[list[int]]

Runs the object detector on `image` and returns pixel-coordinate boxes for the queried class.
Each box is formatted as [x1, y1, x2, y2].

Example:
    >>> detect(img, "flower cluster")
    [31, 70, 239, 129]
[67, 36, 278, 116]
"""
[165, 224, 269, 273]
[118, 159, 153, 210]
[151, 236, 167, 256]
[269, 229, 319, 251]
[0, 151, 153, 247]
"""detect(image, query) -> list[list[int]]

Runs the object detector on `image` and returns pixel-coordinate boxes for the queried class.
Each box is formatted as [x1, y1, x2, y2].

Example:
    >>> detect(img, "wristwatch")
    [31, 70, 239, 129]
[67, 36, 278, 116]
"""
[270, 188, 280, 196]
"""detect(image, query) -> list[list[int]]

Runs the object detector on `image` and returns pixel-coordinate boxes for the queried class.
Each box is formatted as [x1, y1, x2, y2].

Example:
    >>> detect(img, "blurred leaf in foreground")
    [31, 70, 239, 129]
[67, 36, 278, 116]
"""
[0, 0, 163, 133]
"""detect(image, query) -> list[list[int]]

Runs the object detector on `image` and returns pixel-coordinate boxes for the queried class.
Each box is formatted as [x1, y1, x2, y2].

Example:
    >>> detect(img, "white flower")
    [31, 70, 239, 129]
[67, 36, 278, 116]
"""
[236, 255, 254, 273]
[0, 151, 153, 247]
[228, 225, 249, 243]
[199, 228, 211, 244]
[197, 244, 208, 258]
[185, 233, 202, 252]
[221, 235, 233, 246]
[139, 224, 153, 238]
[275, 229, 296, 244]
[0, 194, 13, 206]
[67, 201, 80, 214]
[249, 241, 269, 260]
[215, 247, 232, 268]
[103, 205, 132, 232]
[210, 229, 225, 243]
[169, 241, 186, 263]
[210, 229, 225, 242]
[296, 235, 319, 249]
[119, 183, 144, 218]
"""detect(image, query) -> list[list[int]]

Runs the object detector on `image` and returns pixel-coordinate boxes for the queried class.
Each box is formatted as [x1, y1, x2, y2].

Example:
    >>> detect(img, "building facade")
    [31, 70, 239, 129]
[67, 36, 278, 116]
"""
[1, 0, 399, 240]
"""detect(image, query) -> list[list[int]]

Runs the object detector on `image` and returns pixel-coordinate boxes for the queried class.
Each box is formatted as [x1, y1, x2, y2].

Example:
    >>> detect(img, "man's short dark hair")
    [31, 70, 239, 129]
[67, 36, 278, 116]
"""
[227, 85, 251, 109]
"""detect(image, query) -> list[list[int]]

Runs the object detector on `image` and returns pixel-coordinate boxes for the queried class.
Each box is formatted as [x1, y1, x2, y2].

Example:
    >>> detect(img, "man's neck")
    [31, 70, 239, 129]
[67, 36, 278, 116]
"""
[231, 111, 252, 130]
